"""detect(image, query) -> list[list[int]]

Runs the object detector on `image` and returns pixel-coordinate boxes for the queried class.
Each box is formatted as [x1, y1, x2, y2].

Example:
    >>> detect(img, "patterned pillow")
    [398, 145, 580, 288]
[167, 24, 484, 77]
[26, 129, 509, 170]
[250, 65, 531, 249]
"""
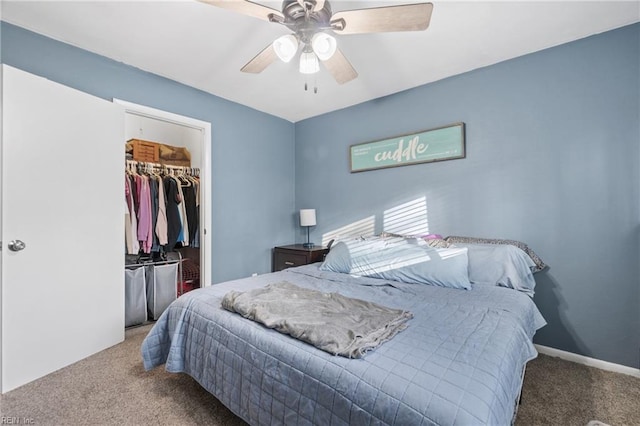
[379, 232, 452, 248]
[444, 236, 546, 272]
[425, 239, 449, 249]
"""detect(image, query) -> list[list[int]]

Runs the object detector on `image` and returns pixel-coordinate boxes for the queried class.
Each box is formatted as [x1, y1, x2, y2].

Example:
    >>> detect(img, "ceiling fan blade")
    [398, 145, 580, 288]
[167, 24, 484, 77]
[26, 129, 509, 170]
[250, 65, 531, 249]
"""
[320, 48, 358, 85]
[199, 0, 283, 22]
[331, 3, 433, 35]
[241, 44, 278, 74]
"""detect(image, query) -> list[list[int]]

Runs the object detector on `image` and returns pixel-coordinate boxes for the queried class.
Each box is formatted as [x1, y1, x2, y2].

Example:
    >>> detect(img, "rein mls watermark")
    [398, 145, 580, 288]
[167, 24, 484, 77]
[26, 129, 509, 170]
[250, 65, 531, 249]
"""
[1, 417, 34, 425]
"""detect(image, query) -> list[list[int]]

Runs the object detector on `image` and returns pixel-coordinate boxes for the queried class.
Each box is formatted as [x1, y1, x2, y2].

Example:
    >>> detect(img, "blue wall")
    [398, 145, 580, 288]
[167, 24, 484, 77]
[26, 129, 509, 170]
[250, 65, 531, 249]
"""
[0, 22, 296, 283]
[295, 24, 640, 368]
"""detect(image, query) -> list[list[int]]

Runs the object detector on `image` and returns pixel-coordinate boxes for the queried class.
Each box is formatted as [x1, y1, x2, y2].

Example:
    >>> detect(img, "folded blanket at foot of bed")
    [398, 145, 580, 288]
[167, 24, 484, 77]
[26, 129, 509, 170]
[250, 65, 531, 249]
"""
[221, 281, 413, 358]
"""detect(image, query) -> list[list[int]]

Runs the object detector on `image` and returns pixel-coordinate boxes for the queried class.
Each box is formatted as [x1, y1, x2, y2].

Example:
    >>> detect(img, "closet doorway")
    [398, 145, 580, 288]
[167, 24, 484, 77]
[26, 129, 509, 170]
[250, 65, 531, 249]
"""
[116, 100, 212, 288]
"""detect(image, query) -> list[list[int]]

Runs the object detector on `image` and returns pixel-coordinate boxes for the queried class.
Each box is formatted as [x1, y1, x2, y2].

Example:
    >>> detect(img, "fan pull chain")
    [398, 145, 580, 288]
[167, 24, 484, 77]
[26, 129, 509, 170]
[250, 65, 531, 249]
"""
[303, 76, 318, 94]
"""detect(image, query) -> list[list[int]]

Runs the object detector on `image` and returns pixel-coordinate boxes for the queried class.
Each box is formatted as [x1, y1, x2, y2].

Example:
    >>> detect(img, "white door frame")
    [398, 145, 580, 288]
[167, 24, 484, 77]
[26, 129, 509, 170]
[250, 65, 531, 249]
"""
[114, 99, 212, 287]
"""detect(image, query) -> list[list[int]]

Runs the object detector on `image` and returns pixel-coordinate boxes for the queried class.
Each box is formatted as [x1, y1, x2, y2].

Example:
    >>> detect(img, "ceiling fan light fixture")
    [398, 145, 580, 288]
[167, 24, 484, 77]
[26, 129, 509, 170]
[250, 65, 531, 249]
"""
[299, 50, 320, 74]
[311, 32, 337, 61]
[213, 0, 432, 85]
[273, 34, 299, 63]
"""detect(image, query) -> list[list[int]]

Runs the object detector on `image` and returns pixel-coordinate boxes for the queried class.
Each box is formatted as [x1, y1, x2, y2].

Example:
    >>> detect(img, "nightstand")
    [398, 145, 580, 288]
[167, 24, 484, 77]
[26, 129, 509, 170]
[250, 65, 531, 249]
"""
[272, 244, 329, 272]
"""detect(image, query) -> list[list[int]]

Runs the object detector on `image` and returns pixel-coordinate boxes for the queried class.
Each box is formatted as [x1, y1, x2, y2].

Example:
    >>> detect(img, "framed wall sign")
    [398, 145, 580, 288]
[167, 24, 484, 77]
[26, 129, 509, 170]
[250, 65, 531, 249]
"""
[349, 122, 465, 173]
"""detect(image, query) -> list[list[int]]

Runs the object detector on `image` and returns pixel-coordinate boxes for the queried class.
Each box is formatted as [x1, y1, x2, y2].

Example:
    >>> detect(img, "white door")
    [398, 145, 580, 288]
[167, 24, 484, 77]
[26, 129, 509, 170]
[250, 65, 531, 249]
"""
[1, 65, 124, 392]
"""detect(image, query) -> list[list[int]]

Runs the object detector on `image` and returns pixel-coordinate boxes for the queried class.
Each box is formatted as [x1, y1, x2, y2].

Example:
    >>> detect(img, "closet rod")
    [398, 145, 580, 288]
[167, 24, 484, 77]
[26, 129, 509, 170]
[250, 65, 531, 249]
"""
[126, 159, 200, 170]
[126, 160, 200, 176]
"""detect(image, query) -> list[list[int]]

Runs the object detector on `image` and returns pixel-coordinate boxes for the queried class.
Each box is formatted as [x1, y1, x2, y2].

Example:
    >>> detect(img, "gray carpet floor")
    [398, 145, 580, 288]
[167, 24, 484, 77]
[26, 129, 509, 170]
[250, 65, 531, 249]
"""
[1, 324, 638, 425]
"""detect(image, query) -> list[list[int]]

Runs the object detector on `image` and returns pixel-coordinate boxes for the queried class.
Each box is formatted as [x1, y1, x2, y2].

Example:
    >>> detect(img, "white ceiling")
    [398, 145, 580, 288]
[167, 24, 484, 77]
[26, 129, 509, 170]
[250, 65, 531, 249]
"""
[1, 1, 638, 122]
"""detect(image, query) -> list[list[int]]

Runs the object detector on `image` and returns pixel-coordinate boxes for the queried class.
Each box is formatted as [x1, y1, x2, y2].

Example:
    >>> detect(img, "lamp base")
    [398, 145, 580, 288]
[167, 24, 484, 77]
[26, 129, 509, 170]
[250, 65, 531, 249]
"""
[302, 242, 315, 249]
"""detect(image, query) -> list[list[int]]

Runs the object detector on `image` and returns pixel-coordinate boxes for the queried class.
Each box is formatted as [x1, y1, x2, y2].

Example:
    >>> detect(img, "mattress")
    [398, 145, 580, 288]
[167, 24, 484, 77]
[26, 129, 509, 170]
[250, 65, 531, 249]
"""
[142, 263, 546, 425]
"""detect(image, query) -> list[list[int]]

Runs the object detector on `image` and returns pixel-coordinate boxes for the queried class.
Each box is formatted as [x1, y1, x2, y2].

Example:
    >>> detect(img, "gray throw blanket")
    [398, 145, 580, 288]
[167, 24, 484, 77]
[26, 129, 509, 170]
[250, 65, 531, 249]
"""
[221, 281, 413, 358]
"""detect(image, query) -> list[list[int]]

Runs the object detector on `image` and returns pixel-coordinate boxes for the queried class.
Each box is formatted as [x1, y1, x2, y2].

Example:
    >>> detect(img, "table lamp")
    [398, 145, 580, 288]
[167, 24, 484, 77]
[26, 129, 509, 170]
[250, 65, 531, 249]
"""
[300, 209, 316, 248]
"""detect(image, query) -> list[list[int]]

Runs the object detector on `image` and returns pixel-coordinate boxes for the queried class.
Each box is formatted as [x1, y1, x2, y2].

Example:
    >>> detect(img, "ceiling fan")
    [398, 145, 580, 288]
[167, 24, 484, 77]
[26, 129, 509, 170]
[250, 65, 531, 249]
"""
[199, 0, 434, 86]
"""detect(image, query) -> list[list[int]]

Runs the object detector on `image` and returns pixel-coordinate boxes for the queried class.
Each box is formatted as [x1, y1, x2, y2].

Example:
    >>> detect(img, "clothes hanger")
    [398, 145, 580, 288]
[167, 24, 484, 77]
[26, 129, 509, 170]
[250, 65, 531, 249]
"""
[179, 167, 193, 187]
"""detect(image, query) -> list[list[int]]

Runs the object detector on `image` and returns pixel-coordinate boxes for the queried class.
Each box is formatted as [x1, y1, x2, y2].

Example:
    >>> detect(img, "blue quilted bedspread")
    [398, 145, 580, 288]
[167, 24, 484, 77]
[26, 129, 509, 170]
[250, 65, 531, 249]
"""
[142, 264, 546, 426]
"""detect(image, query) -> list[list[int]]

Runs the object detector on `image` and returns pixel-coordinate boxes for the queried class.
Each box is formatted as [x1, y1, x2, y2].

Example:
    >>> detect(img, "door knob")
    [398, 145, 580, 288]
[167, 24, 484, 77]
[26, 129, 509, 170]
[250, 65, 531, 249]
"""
[8, 240, 26, 252]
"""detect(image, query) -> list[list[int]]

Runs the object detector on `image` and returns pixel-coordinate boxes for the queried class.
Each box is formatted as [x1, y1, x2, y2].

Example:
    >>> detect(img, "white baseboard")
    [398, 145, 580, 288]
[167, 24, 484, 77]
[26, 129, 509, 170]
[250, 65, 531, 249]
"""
[535, 344, 640, 378]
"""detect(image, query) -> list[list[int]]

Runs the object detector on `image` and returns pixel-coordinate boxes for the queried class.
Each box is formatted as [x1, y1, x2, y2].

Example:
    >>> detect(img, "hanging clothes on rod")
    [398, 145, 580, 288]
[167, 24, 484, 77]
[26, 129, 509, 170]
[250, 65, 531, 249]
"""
[125, 160, 200, 255]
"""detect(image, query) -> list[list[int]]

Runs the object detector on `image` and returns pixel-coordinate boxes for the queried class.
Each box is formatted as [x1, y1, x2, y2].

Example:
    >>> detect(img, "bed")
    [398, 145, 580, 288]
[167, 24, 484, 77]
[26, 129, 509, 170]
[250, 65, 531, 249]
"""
[142, 236, 546, 425]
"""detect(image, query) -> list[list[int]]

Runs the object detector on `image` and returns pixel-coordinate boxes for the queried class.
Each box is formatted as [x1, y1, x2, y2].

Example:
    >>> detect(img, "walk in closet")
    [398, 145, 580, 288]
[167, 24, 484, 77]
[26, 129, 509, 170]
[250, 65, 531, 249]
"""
[121, 109, 210, 327]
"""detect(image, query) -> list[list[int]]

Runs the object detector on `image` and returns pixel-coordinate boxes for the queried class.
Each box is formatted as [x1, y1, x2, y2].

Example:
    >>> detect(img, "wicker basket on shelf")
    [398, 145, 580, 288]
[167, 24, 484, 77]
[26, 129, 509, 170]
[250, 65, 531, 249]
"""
[126, 139, 191, 167]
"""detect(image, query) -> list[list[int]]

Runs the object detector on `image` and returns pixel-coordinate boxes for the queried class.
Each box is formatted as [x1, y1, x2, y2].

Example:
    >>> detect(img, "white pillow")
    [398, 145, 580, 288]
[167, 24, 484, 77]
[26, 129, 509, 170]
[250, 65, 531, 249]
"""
[457, 243, 537, 296]
[321, 240, 471, 290]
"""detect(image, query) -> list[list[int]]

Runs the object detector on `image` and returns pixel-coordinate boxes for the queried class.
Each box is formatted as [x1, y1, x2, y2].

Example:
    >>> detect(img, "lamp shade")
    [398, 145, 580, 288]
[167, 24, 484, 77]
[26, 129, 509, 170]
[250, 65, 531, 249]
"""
[311, 32, 337, 61]
[300, 209, 316, 227]
[273, 34, 298, 63]
[299, 51, 319, 74]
